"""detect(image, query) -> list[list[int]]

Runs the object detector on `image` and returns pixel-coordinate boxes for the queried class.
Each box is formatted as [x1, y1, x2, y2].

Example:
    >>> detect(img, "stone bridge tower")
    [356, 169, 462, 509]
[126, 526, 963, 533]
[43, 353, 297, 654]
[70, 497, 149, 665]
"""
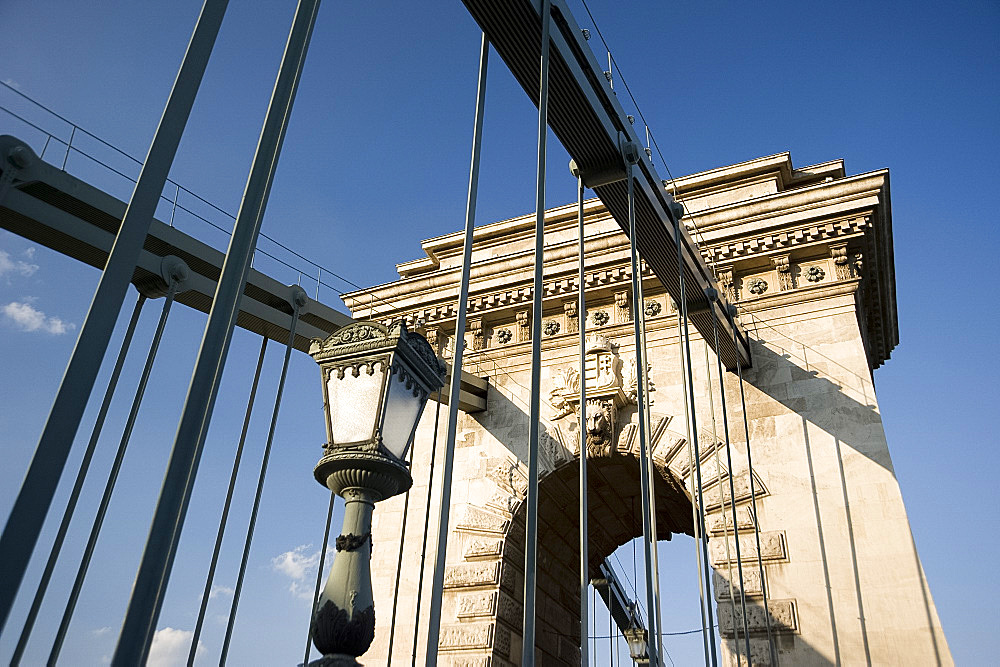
[340, 153, 951, 665]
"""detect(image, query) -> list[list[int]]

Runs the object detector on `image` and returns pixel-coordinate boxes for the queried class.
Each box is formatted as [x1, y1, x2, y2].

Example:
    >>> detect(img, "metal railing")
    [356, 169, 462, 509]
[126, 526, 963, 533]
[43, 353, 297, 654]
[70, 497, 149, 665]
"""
[0, 81, 361, 303]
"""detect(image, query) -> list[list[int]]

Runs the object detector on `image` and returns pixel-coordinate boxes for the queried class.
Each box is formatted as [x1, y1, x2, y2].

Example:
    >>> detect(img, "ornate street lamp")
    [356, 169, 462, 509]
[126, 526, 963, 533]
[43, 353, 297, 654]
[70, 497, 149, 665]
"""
[307, 321, 445, 666]
[623, 626, 650, 664]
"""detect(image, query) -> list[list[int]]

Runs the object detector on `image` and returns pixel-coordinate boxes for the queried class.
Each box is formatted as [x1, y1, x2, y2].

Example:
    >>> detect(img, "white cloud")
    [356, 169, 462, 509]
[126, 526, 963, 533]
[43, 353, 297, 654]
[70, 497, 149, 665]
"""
[92, 626, 113, 637]
[2, 78, 21, 90]
[271, 544, 332, 600]
[0, 249, 39, 278]
[147, 627, 204, 667]
[2, 300, 74, 334]
[210, 584, 234, 599]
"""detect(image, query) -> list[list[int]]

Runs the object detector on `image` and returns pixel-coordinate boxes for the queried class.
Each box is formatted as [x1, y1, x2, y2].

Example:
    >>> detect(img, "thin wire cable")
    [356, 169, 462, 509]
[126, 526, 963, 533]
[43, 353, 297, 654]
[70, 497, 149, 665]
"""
[187, 336, 269, 666]
[411, 389, 443, 666]
[303, 490, 336, 666]
[10, 292, 146, 666]
[634, 259, 664, 665]
[0, 83, 370, 300]
[703, 339, 741, 667]
[386, 444, 416, 665]
[711, 311, 752, 659]
[574, 1, 715, 266]
[48, 284, 178, 665]
[676, 308, 710, 666]
[674, 210, 717, 666]
[219, 303, 302, 664]
[734, 338, 777, 666]
[626, 158, 660, 666]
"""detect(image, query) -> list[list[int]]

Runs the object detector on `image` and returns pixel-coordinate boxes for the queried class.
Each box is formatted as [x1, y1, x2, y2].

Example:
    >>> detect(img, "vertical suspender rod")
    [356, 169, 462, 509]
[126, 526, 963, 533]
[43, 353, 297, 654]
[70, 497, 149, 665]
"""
[426, 33, 489, 664]
[386, 444, 416, 665]
[625, 154, 659, 666]
[220, 296, 305, 664]
[189, 336, 269, 666]
[734, 324, 777, 666]
[677, 307, 710, 666]
[10, 292, 146, 666]
[576, 174, 590, 666]
[304, 490, 337, 667]
[412, 391, 444, 666]
[634, 247, 664, 665]
[0, 0, 228, 631]
[704, 339, 741, 666]
[112, 2, 319, 659]
[674, 213, 718, 667]
[712, 303, 752, 659]
[51, 281, 182, 665]
[521, 2, 551, 661]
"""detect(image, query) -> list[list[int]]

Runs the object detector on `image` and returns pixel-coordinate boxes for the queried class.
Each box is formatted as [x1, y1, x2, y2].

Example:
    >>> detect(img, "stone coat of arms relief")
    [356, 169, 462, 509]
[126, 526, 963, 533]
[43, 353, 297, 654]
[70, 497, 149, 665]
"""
[548, 334, 652, 457]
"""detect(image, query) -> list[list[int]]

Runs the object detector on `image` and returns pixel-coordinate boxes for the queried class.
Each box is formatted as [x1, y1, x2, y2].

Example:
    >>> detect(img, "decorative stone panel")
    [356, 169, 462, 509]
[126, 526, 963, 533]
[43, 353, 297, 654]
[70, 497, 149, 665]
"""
[457, 591, 497, 619]
[702, 471, 767, 511]
[444, 562, 501, 589]
[563, 300, 578, 333]
[717, 599, 797, 636]
[614, 290, 630, 323]
[469, 317, 484, 351]
[456, 506, 510, 536]
[708, 505, 757, 534]
[713, 567, 765, 599]
[717, 267, 736, 303]
[771, 254, 793, 291]
[829, 241, 852, 280]
[515, 310, 529, 342]
[438, 622, 494, 651]
[710, 531, 786, 565]
[464, 537, 504, 560]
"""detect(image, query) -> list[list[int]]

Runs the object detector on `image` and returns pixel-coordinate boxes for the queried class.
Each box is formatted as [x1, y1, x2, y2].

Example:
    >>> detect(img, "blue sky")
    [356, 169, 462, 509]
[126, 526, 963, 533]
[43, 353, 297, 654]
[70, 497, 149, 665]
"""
[1, 0, 997, 664]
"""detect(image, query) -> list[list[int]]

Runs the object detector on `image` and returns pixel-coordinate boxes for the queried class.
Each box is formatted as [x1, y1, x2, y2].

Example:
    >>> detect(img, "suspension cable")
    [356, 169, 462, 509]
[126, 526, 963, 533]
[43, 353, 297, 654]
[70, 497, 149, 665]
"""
[674, 212, 717, 667]
[411, 389, 444, 666]
[188, 336, 269, 665]
[634, 257, 664, 665]
[703, 339, 741, 667]
[303, 489, 336, 666]
[424, 32, 489, 664]
[576, 173, 591, 666]
[521, 4, 552, 661]
[712, 310, 752, 658]
[220, 301, 303, 664]
[9, 292, 146, 665]
[734, 329, 777, 665]
[48, 283, 179, 665]
[386, 444, 416, 664]
[625, 155, 660, 667]
[676, 305, 710, 665]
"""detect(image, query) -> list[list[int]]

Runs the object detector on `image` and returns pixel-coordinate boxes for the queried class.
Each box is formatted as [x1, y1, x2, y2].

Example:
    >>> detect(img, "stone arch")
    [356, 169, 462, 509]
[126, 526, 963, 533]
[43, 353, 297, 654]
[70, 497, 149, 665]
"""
[436, 412, 694, 665]
[435, 413, 775, 665]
